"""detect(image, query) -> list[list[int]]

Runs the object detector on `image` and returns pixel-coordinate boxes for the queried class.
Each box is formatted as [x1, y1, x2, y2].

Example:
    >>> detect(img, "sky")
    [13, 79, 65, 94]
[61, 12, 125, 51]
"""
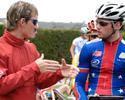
[0, 0, 124, 23]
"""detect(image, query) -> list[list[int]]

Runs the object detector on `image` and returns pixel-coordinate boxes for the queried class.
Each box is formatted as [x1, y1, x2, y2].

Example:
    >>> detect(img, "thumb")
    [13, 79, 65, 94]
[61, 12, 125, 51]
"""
[88, 22, 92, 31]
[40, 53, 44, 59]
[61, 58, 66, 66]
[91, 22, 95, 29]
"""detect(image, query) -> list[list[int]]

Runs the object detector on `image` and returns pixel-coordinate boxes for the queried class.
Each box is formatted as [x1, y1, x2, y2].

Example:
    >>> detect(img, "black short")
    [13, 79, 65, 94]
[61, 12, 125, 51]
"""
[88, 96, 124, 100]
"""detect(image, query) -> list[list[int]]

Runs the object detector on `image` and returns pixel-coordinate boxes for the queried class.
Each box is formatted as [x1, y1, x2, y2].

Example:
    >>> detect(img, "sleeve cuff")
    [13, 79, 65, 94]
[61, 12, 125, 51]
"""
[56, 69, 64, 78]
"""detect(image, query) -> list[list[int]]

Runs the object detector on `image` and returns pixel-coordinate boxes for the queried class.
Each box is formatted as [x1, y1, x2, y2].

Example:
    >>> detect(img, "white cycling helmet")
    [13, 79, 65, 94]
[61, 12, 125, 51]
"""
[96, 3, 125, 21]
[80, 27, 89, 34]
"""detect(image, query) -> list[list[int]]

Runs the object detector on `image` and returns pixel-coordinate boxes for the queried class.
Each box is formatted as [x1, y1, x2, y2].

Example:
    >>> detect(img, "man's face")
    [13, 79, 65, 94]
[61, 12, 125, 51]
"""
[95, 18, 114, 39]
[21, 15, 39, 39]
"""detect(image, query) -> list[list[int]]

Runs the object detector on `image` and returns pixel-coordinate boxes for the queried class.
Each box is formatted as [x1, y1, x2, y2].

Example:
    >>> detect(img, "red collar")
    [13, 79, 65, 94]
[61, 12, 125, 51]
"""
[3, 31, 25, 46]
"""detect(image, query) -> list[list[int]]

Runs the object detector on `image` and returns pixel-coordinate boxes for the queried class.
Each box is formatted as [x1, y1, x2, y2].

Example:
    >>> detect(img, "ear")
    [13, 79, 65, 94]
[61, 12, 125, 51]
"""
[114, 21, 122, 30]
[18, 18, 26, 26]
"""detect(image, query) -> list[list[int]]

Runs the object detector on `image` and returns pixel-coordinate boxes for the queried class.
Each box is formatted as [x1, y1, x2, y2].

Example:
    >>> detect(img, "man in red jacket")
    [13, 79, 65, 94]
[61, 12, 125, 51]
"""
[0, 1, 79, 100]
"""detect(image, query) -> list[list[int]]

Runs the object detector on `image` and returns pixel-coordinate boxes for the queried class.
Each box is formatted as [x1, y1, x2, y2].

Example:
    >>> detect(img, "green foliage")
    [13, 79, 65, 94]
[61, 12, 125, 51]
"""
[121, 21, 125, 40]
[121, 31, 125, 40]
[0, 22, 4, 36]
[31, 29, 79, 63]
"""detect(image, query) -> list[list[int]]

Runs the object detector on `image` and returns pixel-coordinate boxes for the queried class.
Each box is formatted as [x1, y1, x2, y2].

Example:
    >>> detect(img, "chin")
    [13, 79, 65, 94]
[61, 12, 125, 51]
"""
[25, 35, 35, 39]
[30, 35, 36, 39]
[30, 33, 37, 38]
[98, 35, 102, 38]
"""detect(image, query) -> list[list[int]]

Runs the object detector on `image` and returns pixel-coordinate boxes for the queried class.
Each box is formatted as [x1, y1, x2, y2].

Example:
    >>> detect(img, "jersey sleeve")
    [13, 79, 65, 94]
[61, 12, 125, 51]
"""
[0, 57, 40, 95]
[36, 69, 63, 89]
[74, 44, 91, 100]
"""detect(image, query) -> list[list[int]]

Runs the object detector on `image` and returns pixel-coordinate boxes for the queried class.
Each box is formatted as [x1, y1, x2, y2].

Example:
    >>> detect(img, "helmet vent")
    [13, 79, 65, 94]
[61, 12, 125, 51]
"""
[117, 5, 124, 9]
[120, 11, 125, 17]
[97, 4, 104, 14]
[107, 11, 119, 16]
[101, 7, 113, 15]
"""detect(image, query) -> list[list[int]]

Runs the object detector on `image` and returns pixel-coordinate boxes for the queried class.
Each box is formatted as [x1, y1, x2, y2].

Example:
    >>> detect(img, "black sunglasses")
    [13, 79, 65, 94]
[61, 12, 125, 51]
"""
[90, 35, 98, 38]
[30, 19, 38, 26]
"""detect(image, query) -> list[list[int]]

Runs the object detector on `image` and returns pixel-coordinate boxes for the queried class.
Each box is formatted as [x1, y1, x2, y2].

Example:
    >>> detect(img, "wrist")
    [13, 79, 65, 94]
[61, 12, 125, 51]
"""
[56, 69, 64, 78]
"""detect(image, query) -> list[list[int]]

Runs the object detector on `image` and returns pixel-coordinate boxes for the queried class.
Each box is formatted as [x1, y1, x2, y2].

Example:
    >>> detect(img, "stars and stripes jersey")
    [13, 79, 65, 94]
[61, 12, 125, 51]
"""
[74, 37, 125, 100]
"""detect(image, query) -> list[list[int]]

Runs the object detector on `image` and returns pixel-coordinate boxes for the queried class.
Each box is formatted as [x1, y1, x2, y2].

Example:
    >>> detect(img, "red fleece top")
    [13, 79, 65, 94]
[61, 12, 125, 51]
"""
[0, 31, 63, 100]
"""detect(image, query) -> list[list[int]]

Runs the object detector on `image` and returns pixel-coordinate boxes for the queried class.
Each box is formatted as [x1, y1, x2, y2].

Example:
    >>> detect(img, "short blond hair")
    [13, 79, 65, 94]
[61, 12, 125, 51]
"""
[6, 1, 38, 31]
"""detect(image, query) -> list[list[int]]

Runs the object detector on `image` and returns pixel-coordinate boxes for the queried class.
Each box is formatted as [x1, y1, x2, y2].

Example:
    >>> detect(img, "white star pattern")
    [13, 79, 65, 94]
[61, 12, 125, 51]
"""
[118, 88, 123, 93]
[91, 73, 95, 78]
[118, 75, 122, 79]
[88, 88, 92, 92]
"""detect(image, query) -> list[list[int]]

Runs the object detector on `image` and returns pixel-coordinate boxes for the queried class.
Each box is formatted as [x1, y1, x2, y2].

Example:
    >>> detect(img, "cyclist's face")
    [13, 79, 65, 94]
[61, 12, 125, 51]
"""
[96, 19, 114, 39]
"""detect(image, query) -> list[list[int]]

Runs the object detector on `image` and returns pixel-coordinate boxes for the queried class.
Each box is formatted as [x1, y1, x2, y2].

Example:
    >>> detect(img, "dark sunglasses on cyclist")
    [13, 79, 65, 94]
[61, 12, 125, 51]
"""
[90, 35, 98, 38]
[30, 19, 38, 26]
[96, 20, 111, 27]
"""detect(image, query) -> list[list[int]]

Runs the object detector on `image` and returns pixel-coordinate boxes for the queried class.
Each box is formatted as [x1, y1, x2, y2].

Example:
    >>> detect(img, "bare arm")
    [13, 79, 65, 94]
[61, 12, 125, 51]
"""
[70, 44, 75, 59]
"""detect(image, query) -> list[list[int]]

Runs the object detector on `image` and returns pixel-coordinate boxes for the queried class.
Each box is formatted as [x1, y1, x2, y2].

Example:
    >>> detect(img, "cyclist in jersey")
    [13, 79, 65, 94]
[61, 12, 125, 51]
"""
[74, 2, 125, 100]
[70, 27, 89, 59]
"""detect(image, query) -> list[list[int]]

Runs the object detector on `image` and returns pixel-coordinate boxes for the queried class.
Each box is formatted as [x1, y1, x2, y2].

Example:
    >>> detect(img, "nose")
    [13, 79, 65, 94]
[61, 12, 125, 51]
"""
[96, 23, 101, 31]
[35, 23, 39, 29]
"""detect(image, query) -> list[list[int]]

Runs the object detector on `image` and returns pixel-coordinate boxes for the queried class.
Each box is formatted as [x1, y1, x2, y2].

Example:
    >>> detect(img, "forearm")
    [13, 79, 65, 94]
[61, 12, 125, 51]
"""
[70, 45, 75, 58]
[74, 72, 88, 100]
[37, 69, 63, 89]
[74, 83, 88, 100]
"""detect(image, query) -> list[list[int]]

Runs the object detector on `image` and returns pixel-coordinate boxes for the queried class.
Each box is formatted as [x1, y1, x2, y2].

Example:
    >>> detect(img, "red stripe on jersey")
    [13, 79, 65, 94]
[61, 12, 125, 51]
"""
[79, 68, 89, 73]
[73, 84, 80, 100]
[96, 41, 119, 95]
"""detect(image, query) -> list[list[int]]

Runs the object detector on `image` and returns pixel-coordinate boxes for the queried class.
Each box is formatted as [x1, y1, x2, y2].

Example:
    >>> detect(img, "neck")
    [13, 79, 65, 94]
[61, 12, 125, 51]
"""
[9, 29, 25, 40]
[105, 31, 120, 43]
[81, 35, 86, 39]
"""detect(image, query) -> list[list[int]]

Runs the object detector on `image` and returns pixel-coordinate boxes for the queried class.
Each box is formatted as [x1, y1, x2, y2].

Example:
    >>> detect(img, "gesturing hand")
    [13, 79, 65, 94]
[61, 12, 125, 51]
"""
[61, 58, 79, 78]
[35, 54, 61, 72]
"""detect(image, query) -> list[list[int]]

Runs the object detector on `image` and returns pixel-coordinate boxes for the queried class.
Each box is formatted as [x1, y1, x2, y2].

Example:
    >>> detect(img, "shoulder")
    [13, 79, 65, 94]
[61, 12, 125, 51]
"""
[86, 38, 102, 44]
[80, 39, 103, 58]
[121, 39, 125, 44]
[82, 39, 102, 51]
[72, 37, 81, 44]
[0, 37, 11, 49]
[73, 37, 81, 41]
[119, 39, 125, 49]
[0, 37, 12, 57]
